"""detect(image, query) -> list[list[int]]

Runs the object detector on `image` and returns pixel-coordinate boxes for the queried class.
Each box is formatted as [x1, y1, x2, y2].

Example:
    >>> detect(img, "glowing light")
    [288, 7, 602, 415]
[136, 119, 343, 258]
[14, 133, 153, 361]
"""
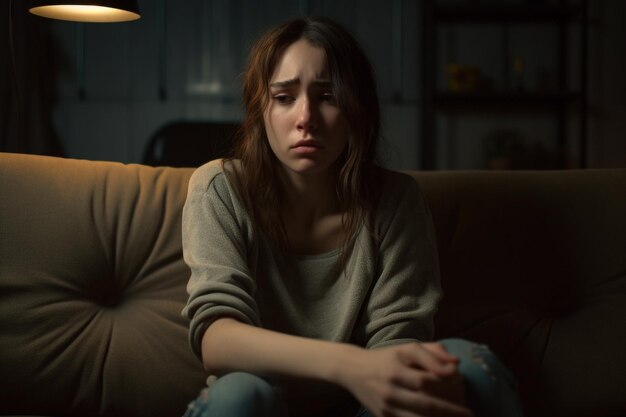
[29, 4, 140, 23]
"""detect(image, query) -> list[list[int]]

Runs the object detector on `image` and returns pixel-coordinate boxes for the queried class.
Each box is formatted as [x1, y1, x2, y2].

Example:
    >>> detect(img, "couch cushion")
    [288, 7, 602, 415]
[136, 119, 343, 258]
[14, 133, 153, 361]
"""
[413, 169, 626, 417]
[0, 153, 205, 417]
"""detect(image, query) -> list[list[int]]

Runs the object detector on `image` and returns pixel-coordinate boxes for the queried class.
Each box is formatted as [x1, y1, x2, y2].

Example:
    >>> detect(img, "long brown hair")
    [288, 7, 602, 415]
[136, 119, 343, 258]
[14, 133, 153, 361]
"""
[226, 16, 382, 260]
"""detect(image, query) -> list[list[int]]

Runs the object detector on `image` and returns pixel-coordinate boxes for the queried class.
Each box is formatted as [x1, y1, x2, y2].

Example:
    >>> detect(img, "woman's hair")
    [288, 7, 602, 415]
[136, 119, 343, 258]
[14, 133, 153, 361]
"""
[227, 16, 382, 256]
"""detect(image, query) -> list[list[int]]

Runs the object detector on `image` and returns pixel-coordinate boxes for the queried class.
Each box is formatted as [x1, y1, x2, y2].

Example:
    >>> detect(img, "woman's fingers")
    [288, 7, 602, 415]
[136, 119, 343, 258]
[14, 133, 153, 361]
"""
[346, 345, 471, 417]
[398, 343, 458, 377]
[394, 365, 465, 405]
[392, 366, 440, 391]
[422, 342, 460, 364]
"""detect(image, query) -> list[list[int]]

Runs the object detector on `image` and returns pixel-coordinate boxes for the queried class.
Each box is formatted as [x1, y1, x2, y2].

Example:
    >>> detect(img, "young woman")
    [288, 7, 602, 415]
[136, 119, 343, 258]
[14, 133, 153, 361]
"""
[182, 16, 523, 417]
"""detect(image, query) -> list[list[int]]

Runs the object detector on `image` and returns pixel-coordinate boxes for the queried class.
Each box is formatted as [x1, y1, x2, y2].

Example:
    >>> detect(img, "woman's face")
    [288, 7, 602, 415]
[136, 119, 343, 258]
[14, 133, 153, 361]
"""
[264, 39, 349, 179]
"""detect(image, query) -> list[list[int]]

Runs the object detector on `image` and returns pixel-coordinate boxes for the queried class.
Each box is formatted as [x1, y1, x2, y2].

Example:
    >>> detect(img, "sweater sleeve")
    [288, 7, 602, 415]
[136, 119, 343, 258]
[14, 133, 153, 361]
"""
[181, 162, 260, 361]
[364, 173, 442, 349]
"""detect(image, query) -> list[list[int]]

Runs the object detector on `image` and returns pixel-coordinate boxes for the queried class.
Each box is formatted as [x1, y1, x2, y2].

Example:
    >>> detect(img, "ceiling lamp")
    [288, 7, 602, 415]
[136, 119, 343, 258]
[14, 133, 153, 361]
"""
[29, 0, 141, 23]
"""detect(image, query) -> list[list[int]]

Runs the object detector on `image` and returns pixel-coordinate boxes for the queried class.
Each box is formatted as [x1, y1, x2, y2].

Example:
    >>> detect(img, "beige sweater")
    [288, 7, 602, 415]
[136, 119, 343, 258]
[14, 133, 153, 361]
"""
[182, 160, 442, 361]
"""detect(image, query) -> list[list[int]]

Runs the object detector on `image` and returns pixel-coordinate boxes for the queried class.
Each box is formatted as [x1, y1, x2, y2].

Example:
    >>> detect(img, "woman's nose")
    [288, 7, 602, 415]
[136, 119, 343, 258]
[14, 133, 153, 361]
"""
[296, 99, 317, 133]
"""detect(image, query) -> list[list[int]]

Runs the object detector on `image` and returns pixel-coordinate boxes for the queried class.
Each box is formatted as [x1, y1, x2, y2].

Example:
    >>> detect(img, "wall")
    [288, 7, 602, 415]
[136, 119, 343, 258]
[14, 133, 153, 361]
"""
[48, 0, 422, 170]
[11, 0, 626, 170]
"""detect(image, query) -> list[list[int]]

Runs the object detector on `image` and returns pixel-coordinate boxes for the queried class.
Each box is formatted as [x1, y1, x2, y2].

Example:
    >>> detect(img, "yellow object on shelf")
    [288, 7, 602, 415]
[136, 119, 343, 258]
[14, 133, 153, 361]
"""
[446, 64, 482, 92]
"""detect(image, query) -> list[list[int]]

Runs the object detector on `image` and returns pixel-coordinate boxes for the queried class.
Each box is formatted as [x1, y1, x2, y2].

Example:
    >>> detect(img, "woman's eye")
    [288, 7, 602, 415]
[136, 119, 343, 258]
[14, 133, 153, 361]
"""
[273, 95, 294, 104]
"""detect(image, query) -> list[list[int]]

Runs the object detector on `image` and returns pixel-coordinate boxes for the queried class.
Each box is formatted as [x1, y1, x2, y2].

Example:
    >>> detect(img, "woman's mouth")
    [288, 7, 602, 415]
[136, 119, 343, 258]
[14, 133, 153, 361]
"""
[291, 140, 323, 154]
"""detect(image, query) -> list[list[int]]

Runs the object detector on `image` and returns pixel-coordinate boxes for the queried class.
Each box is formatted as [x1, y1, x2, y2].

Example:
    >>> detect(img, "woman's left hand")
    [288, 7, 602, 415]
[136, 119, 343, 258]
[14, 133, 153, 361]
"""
[420, 342, 466, 406]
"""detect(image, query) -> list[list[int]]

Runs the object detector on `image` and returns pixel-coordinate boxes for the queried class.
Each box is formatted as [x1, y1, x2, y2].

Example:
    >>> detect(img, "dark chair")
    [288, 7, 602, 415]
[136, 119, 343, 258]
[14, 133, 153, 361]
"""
[143, 120, 240, 167]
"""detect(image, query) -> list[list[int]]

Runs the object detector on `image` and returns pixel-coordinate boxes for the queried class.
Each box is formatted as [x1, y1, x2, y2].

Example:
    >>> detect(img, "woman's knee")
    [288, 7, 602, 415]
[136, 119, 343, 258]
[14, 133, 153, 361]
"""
[439, 338, 523, 417]
[212, 372, 275, 401]
[184, 372, 287, 417]
[439, 338, 515, 385]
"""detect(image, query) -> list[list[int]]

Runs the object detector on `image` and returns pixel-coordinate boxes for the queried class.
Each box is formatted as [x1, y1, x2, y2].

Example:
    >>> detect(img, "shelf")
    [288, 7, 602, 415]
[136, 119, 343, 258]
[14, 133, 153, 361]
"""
[434, 4, 584, 23]
[434, 91, 583, 109]
[421, 0, 589, 169]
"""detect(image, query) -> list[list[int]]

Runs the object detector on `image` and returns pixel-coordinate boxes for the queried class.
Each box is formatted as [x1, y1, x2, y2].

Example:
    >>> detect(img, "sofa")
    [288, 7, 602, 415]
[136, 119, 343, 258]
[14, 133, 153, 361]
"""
[1, 152, 625, 417]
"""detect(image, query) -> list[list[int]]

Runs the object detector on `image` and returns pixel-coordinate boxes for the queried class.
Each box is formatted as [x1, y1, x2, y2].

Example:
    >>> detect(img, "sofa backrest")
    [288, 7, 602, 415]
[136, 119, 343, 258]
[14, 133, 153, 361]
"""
[1, 153, 625, 417]
[411, 169, 626, 417]
[0, 153, 203, 417]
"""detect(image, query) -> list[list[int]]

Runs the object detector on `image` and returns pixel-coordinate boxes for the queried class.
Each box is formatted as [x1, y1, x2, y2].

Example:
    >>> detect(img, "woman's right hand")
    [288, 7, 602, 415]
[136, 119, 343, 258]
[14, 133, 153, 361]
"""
[337, 342, 473, 417]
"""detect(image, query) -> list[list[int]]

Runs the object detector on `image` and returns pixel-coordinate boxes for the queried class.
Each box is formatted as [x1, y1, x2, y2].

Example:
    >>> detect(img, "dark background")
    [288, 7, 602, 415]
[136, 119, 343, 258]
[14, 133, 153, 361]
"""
[2, 0, 625, 170]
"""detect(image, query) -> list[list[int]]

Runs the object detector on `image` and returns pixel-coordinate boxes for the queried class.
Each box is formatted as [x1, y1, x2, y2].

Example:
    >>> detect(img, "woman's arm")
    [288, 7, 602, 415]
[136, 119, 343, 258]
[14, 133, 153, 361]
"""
[202, 318, 472, 417]
[363, 173, 443, 349]
[202, 317, 349, 379]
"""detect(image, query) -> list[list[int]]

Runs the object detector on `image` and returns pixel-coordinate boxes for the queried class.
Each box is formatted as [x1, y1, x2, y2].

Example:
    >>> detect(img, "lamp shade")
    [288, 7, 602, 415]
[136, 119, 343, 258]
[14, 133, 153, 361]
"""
[29, 0, 141, 22]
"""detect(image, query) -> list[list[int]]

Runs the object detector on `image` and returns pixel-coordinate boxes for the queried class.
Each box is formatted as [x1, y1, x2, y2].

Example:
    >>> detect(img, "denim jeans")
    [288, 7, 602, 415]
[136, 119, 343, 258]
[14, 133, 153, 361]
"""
[182, 338, 524, 417]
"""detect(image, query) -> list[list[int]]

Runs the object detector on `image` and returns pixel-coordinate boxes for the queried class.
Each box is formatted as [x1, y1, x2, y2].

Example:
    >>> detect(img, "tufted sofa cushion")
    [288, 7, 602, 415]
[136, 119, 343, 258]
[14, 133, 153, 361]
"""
[0, 153, 204, 417]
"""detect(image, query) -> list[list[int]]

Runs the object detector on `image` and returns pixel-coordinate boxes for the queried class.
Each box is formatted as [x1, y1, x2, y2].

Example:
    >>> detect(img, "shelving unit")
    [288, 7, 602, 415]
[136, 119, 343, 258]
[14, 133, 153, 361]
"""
[421, 0, 588, 170]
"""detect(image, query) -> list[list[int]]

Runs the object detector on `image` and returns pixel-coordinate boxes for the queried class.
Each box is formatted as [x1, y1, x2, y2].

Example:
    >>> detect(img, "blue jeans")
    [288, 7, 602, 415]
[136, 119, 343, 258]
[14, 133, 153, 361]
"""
[182, 339, 524, 417]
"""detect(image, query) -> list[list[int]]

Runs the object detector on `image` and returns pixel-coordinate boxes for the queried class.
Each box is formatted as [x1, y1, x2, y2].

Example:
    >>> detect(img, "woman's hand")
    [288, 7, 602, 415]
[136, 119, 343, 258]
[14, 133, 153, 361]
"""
[337, 342, 472, 417]
[201, 320, 470, 416]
